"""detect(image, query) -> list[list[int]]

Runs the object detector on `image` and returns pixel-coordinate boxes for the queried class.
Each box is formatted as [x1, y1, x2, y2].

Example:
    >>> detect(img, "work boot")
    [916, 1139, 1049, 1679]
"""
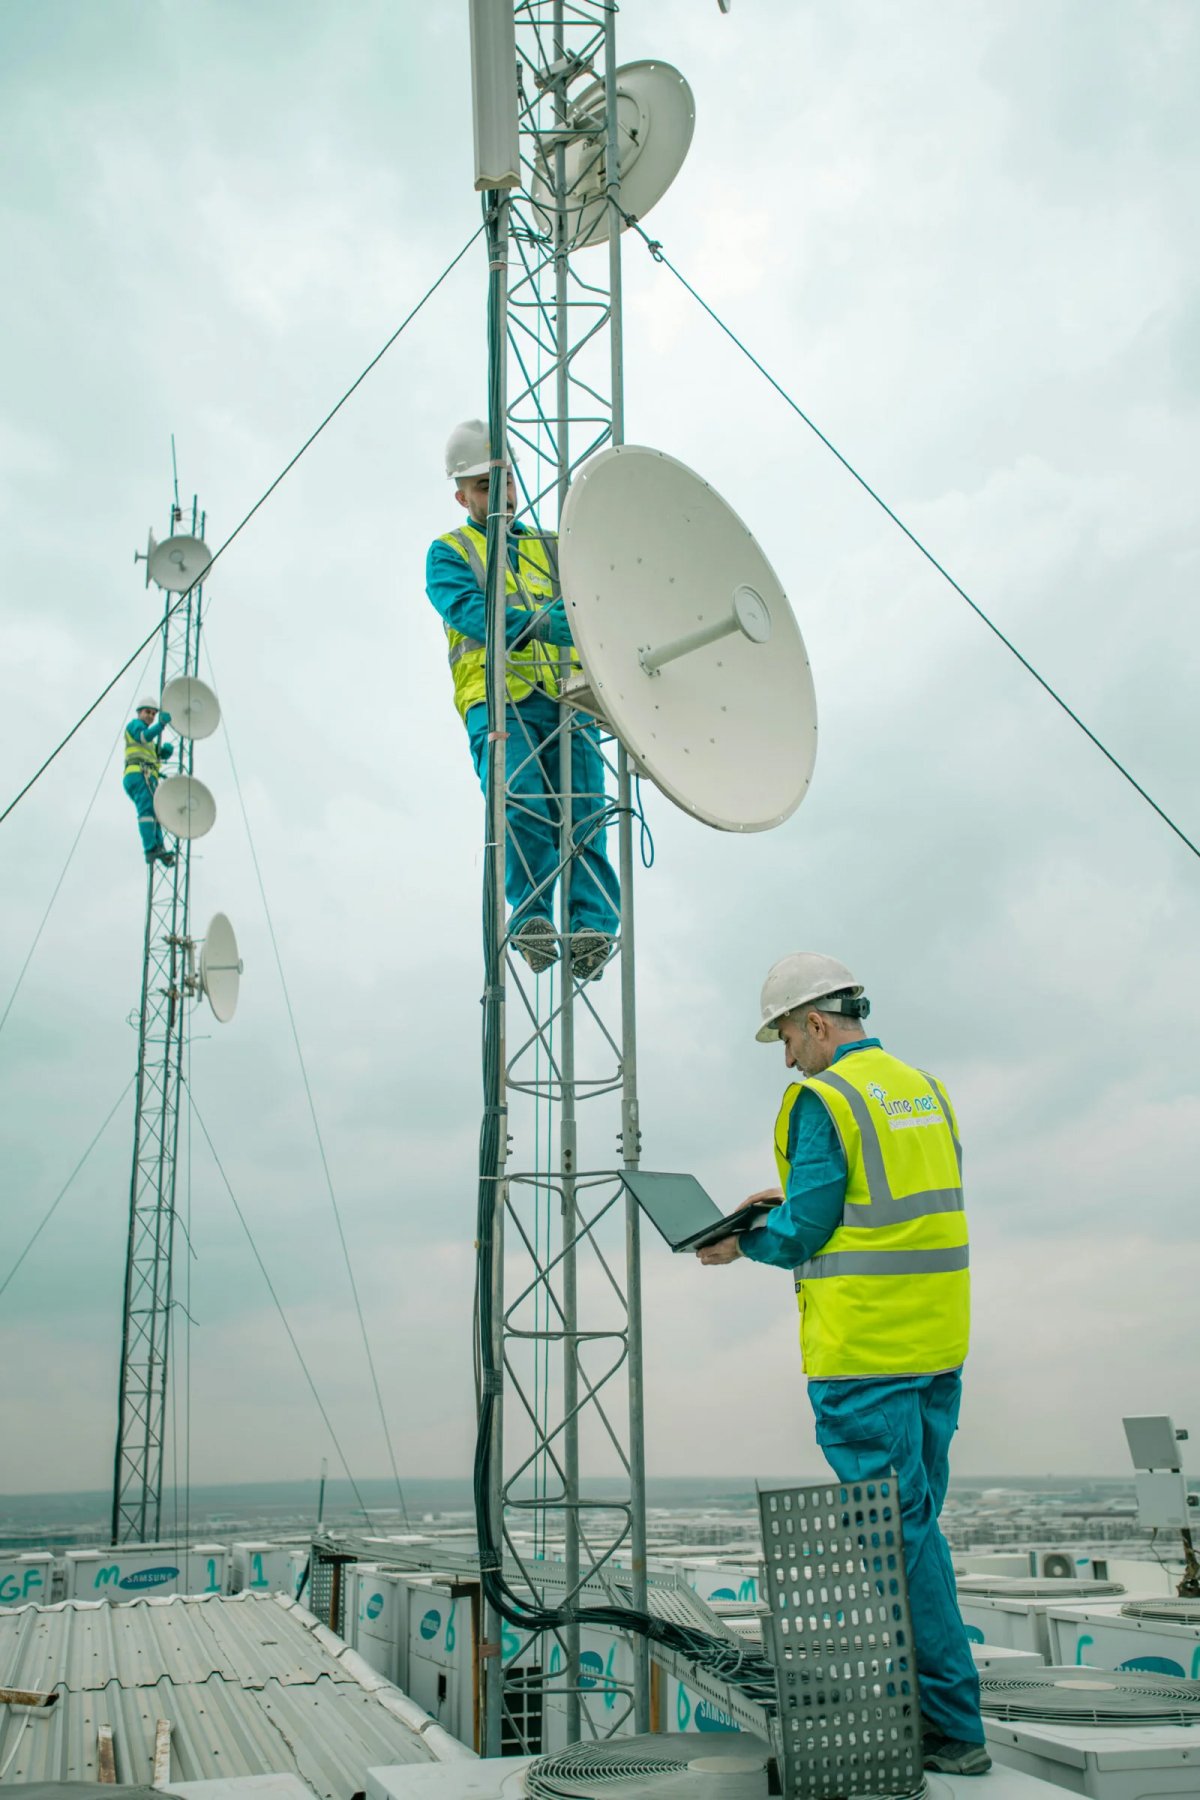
[512, 915, 559, 974]
[156, 848, 176, 869]
[923, 1735, 992, 1776]
[571, 930, 613, 982]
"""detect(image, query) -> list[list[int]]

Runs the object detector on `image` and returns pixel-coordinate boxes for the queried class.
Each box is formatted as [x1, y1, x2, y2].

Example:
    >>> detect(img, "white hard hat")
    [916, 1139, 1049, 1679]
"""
[755, 952, 868, 1043]
[445, 418, 493, 481]
[136, 698, 159, 712]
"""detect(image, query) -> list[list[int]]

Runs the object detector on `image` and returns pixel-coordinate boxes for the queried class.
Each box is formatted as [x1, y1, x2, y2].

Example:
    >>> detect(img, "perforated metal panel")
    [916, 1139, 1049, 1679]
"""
[758, 1480, 923, 1800]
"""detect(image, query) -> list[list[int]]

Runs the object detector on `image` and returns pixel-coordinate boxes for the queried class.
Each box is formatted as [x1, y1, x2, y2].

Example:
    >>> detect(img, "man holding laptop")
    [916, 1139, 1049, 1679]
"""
[696, 951, 988, 1779]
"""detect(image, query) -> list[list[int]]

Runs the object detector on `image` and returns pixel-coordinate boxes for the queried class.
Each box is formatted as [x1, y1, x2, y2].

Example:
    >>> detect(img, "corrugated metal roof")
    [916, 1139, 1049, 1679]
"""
[0, 1593, 458, 1797]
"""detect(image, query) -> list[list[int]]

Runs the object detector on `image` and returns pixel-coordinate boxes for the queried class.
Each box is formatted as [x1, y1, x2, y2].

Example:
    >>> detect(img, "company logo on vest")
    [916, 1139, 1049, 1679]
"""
[867, 1082, 941, 1121]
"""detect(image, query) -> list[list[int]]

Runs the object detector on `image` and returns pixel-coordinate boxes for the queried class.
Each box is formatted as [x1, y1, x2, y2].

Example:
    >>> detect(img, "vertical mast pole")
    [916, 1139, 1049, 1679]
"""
[552, 0, 583, 1749]
[602, 5, 650, 1732]
[112, 494, 204, 1545]
[482, 179, 512, 1759]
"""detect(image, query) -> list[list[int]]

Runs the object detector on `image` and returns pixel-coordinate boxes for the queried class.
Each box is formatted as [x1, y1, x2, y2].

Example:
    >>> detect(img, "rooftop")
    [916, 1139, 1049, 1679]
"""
[0, 1591, 470, 1797]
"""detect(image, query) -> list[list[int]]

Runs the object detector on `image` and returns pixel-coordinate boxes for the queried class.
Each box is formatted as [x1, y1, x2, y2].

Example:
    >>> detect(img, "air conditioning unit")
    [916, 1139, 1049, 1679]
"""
[981, 1667, 1200, 1797]
[1040, 1550, 1089, 1580]
[957, 1578, 1129, 1658]
[1047, 1599, 1200, 1681]
[368, 1753, 1065, 1798]
[972, 1642, 1047, 1675]
[369, 1735, 770, 1798]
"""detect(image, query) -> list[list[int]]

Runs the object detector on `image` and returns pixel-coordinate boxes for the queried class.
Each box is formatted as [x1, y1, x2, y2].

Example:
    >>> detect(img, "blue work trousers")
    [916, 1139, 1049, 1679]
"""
[123, 772, 164, 859]
[466, 695, 620, 936]
[808, 1369, 984, 1746]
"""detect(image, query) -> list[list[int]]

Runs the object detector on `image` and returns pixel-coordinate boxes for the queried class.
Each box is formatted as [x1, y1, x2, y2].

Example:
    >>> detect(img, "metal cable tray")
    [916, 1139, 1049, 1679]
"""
[979, 1665, 1200, 1725]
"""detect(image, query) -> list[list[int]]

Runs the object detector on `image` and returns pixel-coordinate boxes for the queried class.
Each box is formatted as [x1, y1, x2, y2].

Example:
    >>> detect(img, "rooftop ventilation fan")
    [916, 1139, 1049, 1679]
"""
[979, 1666, 1200, 1726]
[1122, 1596, 1200, 1624]
[522, 1733, 770, 1799]
[956, 1577, 1125, 1599]
[1040, 1552, 1076, 1579]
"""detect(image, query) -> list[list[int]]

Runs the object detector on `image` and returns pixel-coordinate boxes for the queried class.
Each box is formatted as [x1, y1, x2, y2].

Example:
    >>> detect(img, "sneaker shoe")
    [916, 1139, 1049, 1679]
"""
[571, 930, 613, 982]
[512, 915, 559, 974]
[923, 1735, 992, 1776]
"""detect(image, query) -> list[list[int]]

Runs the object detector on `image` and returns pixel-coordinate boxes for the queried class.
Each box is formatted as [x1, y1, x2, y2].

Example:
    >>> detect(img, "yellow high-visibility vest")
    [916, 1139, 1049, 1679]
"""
[437, 522, 580, 722]
[123, 728, 161, 781]
[772, 1046, 970, 1380]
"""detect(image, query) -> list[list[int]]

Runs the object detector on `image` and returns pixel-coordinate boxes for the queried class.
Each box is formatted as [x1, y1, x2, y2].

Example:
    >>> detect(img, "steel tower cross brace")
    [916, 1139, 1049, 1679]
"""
[478, 1, 650, 1756]
[111, 495, 205, 1545]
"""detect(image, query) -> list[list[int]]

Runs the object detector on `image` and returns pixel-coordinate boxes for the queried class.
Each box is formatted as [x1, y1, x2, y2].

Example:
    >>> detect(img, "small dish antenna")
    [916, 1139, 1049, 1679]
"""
[199, 912, 242, 1023]
[558, 445, 817, 833]
[159, 675, 221, 742]
[135, 530, 213, 594]
[153, 776, 217, 840]
[531, 60, 695, 251]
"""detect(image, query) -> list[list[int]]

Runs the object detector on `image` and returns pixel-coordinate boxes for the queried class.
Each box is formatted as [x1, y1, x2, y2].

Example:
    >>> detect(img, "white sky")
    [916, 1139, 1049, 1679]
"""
[1, 0, 1198, 1497]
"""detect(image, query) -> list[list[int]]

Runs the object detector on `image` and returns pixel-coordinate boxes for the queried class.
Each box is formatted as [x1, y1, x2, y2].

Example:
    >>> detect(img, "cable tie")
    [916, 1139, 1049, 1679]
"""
[483, 1371, 503, 1396]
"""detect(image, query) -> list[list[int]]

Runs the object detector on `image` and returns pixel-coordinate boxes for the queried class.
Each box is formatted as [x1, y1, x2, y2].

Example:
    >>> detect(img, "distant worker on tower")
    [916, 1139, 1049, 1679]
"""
[425, 419, 620, 979]
[123, 699, 175, 868]
[698, 953, 989, 1779]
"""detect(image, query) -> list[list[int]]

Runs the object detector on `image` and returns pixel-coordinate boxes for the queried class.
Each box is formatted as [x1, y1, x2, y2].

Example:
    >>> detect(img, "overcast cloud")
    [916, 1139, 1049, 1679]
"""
[1, 0, 1198, 1497]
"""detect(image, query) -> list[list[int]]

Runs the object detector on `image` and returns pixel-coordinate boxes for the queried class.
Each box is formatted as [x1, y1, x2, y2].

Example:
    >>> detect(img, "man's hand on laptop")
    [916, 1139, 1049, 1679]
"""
[696, 1188, 784, 1264]
[696, 1236, 741, 1264]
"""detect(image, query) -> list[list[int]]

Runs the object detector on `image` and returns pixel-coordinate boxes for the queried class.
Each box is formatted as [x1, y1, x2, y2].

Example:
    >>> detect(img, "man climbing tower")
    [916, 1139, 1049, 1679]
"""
[123, 699, 176, 868]
[425, 419, 620, 979]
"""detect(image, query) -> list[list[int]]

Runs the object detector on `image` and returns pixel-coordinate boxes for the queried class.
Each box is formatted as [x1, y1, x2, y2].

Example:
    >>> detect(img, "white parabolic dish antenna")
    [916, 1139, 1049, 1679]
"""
[531, 60, 695, 251]
[559, 446, 817, 833]
[153, 775, 216, 840]
[146, 531, 212, 594]
[200, 912, 242, 1024]
[159, 675, 221, 741]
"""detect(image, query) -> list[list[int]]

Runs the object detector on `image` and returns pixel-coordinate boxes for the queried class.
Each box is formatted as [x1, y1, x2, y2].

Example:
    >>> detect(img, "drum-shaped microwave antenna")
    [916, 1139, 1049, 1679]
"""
[531, 60, 694, 252]
[199, 912, 242, 1024]
[558, 446, 816, 833]
[153, 776, 216, 840]
[146, 531, 212, 594]
[159, 675, 221, 741]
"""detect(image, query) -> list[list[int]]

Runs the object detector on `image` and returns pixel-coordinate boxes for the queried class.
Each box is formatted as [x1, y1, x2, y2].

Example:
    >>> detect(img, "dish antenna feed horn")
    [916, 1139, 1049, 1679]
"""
[639, 583, 772, 674]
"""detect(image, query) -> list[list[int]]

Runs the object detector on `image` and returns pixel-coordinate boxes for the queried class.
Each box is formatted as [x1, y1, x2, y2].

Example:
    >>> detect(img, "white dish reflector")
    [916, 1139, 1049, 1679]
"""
[153, 776, 216, 840]
[559, 445, 816, 833]
[147, 531, 212, 594]
[159, 675, 221, 742]
[200, 912, 242, 1024]
[531, 60, 695, 251]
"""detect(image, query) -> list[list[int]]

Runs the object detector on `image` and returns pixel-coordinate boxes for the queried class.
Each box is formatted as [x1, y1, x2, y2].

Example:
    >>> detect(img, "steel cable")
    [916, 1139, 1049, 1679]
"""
[619, 208, 1200, 865]
[187, 1083, 377, 1529]
[0, 221, 485, 829]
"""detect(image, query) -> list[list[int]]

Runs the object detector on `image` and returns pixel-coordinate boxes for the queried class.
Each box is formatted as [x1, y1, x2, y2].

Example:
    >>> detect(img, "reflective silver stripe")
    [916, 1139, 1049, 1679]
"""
[795, 1245, 970, 1280]
[446, 525, 487, 587]
[840, 1186, 963, 1227]
[447, 633, 484, 667]
[921, 1070, 962, 1176]
[809, 1066, 962, 1227]
[808, 1068, 891, 1200]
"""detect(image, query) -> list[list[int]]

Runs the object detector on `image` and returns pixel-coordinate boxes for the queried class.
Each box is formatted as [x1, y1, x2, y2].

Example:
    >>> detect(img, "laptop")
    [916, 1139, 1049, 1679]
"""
[619, 1170, 777, 1254]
